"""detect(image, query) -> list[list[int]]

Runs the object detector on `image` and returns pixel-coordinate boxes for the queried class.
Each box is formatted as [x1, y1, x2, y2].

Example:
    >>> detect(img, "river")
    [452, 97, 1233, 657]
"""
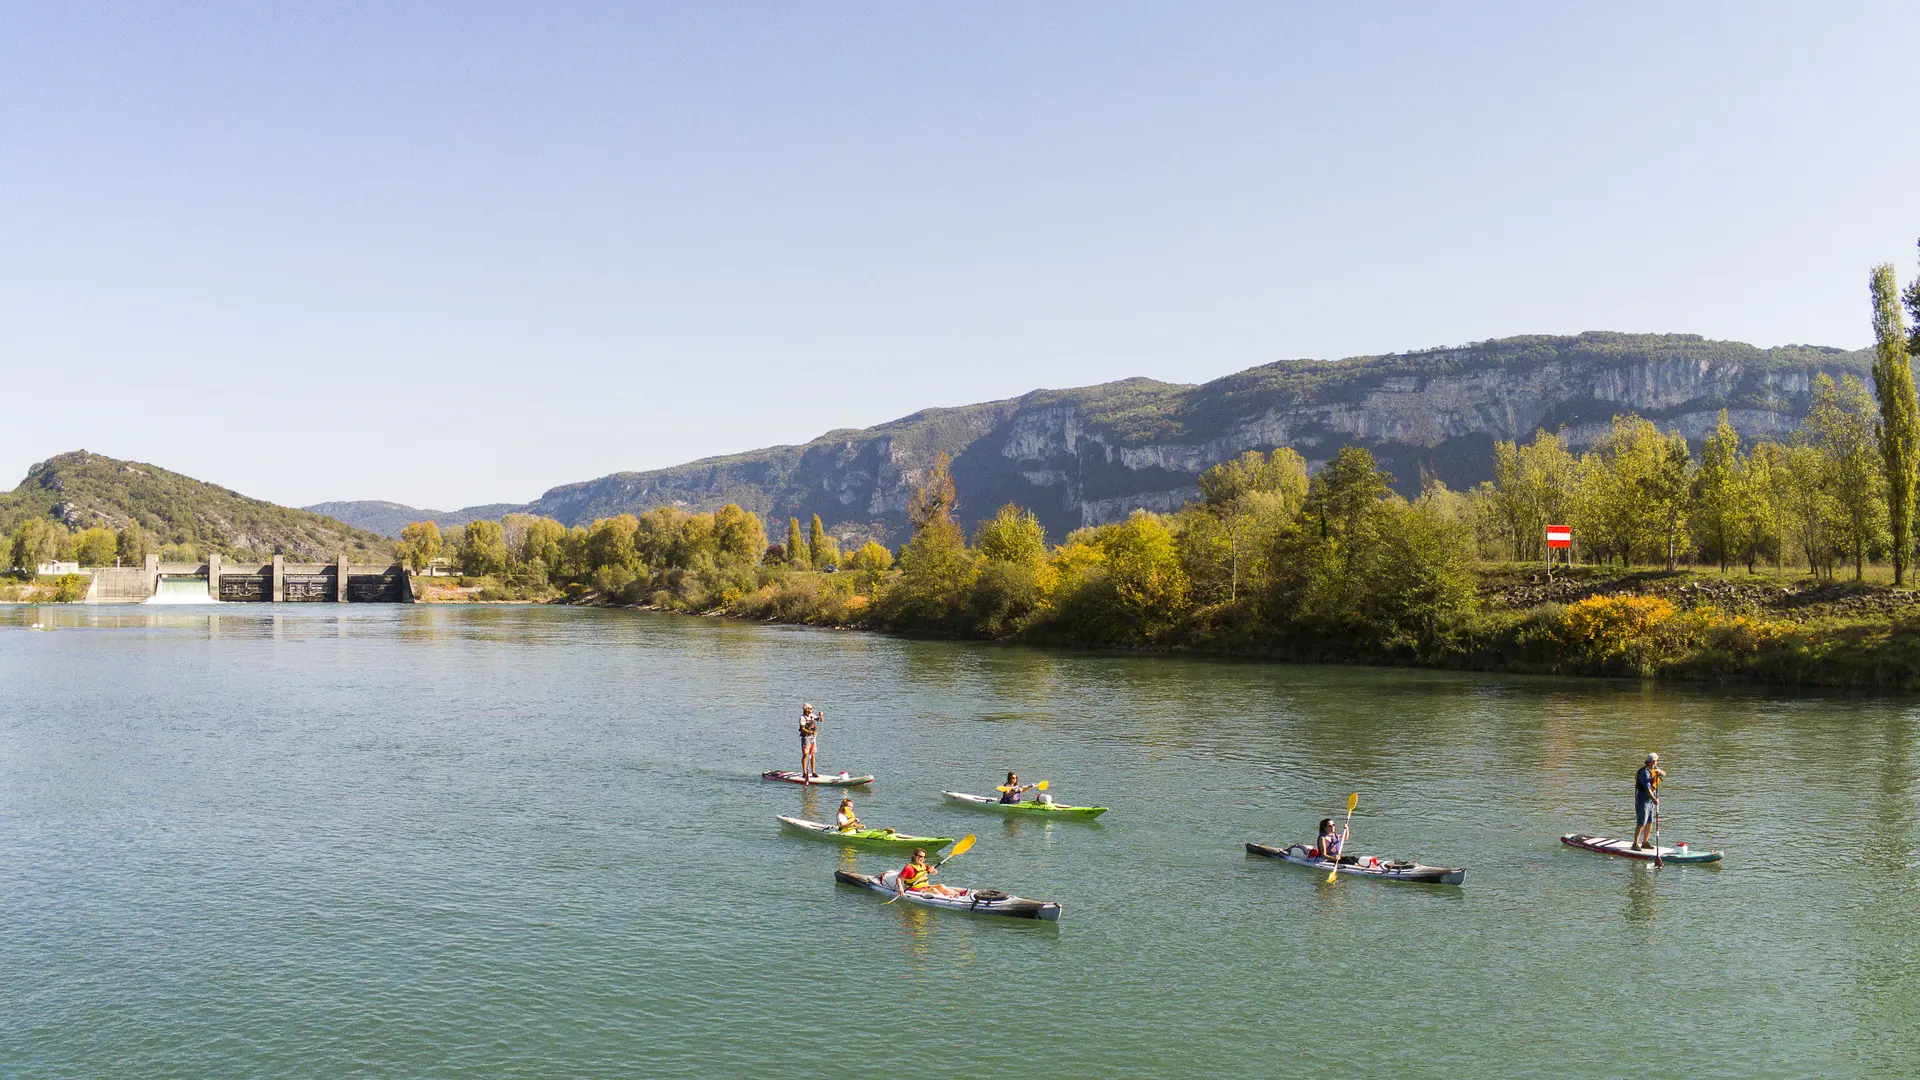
[3, 604, 1916, 1077]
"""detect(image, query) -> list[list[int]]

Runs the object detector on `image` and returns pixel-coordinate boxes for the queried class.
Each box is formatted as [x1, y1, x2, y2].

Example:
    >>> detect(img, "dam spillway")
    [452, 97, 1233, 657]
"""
[146, 575, 217, 604]
[85, 555, 415, 604]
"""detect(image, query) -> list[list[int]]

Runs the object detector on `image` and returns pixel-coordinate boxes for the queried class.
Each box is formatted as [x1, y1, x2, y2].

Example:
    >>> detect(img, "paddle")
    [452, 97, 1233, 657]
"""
[995, 779, 1050, 793]
[1652, 803, 1664, 870]
[1326, 792, 1359, 883]
[885, 834, 977, 904]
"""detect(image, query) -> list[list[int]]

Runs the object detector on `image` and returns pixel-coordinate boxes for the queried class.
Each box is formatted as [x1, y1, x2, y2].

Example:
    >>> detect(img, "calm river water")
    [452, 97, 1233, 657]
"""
[4, 604, 1918, 1077]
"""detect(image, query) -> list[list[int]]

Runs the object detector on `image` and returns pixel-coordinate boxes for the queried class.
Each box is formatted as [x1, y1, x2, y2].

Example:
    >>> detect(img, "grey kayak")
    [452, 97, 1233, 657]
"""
[1246, 843, 1466, 885]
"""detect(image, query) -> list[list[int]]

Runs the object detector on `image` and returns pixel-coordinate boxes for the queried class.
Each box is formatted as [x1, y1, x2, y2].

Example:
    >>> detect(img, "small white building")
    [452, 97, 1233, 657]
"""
[37, 561, 81, 575]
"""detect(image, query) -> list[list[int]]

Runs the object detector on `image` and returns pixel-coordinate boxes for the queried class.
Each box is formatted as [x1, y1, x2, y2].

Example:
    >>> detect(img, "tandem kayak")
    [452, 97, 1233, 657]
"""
[1560, 833, 1723, 864]
[778, 816, 953, 852]
[942, 791, 1108, 819]
[761, 770, 875, 787]
[1246, 843, 1466, 885]
[833, 870, 1061, 921]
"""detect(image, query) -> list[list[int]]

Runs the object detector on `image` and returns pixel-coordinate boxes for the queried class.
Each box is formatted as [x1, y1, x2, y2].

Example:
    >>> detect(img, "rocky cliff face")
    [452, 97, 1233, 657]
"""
[340, 332, 1870, 544]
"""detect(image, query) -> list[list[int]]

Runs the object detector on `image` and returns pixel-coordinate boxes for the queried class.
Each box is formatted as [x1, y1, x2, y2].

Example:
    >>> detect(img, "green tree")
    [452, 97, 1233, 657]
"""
[907, 451, 959, 529]
[785, 517, 810, 569]
[71, 526, 119, 567]
[1779, 442, 1839, 579]
[1360, 499, 1478, 645]
[807, 515, 830, 569]
[1870, 262, 1920, 584]
[712, 505, 767, 565]
[1491, 430, 1578, 561]
[1303, 446, 1390, 560]
[1689, 411, 1746, 571]
[1098, 510, 1190, 642]
[518, 517, 567, 573]
[969, 505, 1046, 636]
[116, 522, 152, 566]
[1806, 373, 1888, 580]
[397, 520, 443, 572]
[1574, 415, 1676, 567]
[973, 504, 1047, 565]
[459, 520, 510, 576]
[883, 454, 978, 632]
[1192, 448, 1308, 601]
[10, 519, 67, 569]
[1739, 441, 1787, 573]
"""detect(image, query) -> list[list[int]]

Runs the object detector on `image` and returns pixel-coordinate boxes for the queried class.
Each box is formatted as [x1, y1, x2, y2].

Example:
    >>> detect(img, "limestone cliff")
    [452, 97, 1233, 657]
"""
[506, 332, 1867, 543]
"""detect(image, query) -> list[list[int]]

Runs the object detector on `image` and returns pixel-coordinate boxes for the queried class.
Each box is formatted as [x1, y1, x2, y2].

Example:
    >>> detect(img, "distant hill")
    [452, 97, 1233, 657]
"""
[302, 500, 524, 539]
[0, 451, 393, 561]
[494, 331, 1870, 543]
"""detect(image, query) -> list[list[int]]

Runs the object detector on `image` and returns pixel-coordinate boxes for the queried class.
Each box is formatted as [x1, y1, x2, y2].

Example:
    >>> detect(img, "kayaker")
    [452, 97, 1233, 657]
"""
[799, 704, 819, 779]
[896, 848, 965, 899]
[835, 797, 864, 832]
[1315, 817, 1345, 859]
[999, 771, 1032, 805]
[1631, 753, 1665, 849]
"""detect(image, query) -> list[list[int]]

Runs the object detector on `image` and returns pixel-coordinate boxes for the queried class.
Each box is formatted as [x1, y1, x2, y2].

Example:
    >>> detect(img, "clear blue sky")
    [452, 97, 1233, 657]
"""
[6, 3, 1918, 510]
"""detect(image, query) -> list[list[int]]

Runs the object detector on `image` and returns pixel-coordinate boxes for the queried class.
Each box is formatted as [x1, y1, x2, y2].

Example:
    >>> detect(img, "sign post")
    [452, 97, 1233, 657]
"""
[1545, 525, 1572, 581]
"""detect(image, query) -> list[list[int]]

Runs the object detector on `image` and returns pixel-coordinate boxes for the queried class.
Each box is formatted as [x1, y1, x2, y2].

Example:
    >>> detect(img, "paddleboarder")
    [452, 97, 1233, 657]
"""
[799, 704, 819, 779]
[1631, 753, 1665, 849]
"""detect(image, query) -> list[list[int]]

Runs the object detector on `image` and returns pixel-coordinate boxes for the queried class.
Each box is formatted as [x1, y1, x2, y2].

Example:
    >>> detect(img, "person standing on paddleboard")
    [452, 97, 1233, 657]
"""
[799, 704, 819, 779]
[1631, 753, 1665, 849]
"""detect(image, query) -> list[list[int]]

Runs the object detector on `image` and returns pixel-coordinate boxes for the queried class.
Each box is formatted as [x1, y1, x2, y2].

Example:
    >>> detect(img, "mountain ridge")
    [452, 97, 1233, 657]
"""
[317, 331, 1864, 543]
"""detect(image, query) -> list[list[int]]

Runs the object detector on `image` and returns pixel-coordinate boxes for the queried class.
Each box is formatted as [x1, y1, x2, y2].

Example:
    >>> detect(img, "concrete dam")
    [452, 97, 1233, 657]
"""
[85, 555, 414, 604]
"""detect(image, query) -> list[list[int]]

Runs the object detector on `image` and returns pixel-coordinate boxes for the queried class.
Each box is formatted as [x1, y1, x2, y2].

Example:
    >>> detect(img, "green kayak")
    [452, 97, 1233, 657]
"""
[777, 816, 954, 852]
[942, 791, 1109, 818]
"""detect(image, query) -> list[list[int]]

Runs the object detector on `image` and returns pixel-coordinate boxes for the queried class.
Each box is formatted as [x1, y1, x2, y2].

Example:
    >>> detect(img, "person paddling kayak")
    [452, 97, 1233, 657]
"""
[1631, 753, 1665, 849]
[895, 848, 966, 898]
[1315, 817, 1346, 859]
[798, 704, 819, 779]
[835, 797, 864, 832]
[999, 771, 1033, 805]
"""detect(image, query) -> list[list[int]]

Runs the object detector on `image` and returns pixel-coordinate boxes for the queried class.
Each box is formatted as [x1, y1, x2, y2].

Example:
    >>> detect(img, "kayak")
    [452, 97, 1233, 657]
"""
[1561, 833, 1723, 864]
[761, 770, 875, 787]
[834, 869, 1061, 921]
[778, 816, 953, 852]
[1246, 843, 1466, 885]
[942, 791, 1108, 819]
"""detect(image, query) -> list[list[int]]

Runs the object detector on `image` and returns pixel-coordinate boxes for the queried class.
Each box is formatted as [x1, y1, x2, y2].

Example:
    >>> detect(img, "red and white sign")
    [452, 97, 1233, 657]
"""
[1545, 525, 1572, 549]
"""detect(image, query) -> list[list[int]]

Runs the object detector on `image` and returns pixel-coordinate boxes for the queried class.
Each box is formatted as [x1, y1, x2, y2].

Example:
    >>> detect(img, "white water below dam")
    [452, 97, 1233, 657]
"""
[145, 575, 216, 604]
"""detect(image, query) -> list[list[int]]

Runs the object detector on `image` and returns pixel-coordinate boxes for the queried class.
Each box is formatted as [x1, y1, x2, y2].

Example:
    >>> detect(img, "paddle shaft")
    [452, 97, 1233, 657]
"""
[1652, 804, 1663, 869]
[1327, 794, 1358, 882]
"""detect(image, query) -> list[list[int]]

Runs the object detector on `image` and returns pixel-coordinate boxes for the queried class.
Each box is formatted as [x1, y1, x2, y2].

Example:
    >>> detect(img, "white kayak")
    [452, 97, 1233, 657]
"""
[834, 870, 1062, 921]
[1246, 843, 1466, 885]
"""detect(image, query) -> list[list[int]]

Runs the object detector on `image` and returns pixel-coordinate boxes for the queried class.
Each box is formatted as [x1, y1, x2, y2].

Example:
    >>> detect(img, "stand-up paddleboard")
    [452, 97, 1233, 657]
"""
[761, 770, 874, 787]
[1560, 833, 1722, 864]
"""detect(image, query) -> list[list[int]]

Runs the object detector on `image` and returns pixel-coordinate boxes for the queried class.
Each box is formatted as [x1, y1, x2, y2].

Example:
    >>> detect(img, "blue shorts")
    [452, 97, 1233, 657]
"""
[1636, 799, 1658, 827]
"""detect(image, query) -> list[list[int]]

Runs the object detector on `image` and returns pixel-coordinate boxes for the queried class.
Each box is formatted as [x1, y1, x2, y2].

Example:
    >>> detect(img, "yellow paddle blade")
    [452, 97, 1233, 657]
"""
[1326, 868, 1339, 883]
[994, 785, 1014, 792]
[1036, 780, 1050, 791]
[1347, 792, 1359, 813]
[950, 834, 977, 857]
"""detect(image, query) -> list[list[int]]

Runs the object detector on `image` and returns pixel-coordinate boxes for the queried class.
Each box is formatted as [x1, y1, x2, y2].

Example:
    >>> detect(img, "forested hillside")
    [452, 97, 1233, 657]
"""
[0, 451, 392, 563]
